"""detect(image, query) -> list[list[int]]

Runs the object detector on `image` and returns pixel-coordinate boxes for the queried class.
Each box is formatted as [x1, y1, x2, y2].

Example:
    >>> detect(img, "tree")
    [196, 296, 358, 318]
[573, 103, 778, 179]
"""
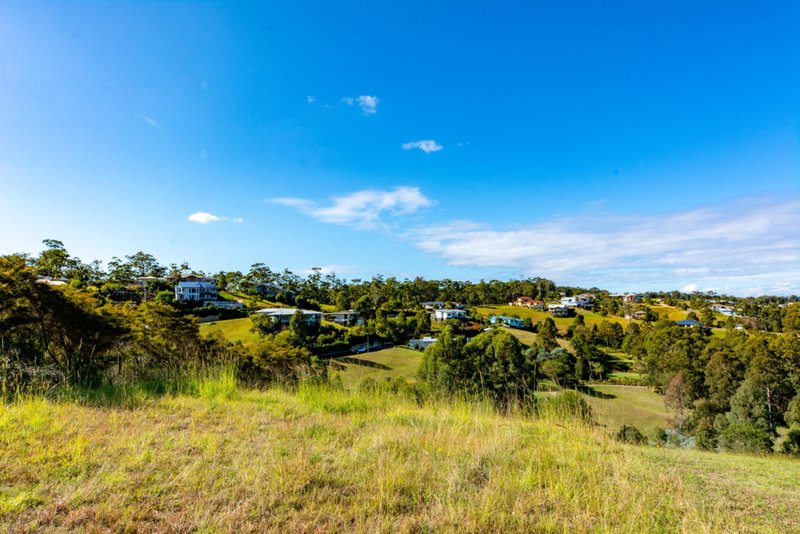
[664, 371, 693, 430]
[415, 309, 432, 335]
[35, 239, 76, 278]
[718, 422, 773, 454]
[538, 318, 559, 351]
[289, 310, 309, 346]
[125, 251, 165, 277]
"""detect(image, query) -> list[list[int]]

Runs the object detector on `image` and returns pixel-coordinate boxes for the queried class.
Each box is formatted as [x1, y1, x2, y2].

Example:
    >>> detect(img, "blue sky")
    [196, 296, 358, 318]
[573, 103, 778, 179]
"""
[1, 1, 798, 295]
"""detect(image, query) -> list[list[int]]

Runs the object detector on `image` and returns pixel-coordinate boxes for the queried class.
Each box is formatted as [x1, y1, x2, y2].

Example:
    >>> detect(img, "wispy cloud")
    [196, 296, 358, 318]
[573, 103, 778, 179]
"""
[232, 217, 245, 224]
[409, 197, 800, 295]
[141, 115, 162, 130]
[188, 212, 224, 224]
[402, 139, 443, 153]
[307, 95, 316, 104]
[270, 186, 434, 229]
[342, 95, 379, 114]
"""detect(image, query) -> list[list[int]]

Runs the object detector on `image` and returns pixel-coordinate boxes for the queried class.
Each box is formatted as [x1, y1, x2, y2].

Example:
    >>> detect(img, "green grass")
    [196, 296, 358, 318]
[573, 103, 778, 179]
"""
[583, 385, 672, 432]
[199, 317, 261, 346]
[329, 347, 424, 388]
[2, 380, 800, 531]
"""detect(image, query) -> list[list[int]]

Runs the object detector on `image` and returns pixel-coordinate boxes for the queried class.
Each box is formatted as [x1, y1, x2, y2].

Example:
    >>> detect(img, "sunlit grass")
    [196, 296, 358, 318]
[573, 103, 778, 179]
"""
[2, 377, 800, 531]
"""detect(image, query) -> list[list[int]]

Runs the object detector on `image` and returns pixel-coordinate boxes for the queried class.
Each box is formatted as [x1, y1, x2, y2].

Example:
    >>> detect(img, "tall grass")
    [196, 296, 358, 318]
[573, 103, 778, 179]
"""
[2, 375, 800, 531]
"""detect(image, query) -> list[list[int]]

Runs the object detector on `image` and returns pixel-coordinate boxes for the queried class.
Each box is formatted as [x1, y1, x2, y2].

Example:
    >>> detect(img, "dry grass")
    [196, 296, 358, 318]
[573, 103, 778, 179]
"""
[2, 380, 800, 532]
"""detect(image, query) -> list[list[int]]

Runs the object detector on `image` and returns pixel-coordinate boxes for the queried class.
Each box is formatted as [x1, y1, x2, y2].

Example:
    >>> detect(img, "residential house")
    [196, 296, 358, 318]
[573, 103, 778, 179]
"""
[255, 283, 293, 298]
[433, 309, 467, 321]
[511, 296, 545, 309]
[409, 336, 437, 350]
[711, 304, 737, 317]
[489, 315, 525, 328]
[422, 301, 446, 310]
[560, 295, 593, 308]
[175, 280, 219, 303]
[548, 304, 570, 317]
[254, 308, 323, 325]
[324, 310, 362, 325]
[676, 319, 704, 328]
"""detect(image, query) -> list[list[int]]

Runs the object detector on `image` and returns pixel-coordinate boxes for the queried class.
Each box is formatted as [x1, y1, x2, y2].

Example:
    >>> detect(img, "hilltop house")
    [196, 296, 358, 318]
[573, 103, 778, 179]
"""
[548, 304, 570, 317]
[433, 309, 467, 321]
[324, 310, 362, 325]
[255, 283, 294, 298]
[254, 308, 323, 325]
[409, 336, 437, 350]
[175, 280, 219, 303]
[560, 294, 594, 308]
[511, 297, 545, 309]
[676, 319, 704, 328]
[489, 315, 525, 328]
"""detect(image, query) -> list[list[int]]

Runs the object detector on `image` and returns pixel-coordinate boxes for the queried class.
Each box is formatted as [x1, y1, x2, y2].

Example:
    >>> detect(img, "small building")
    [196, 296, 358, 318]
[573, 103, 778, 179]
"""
[409, 336, 437, 350]
[433, 308, 467, 321]
[324, 310, 361, 325]
[254, 308, 323, 325]
[489, 315, 525, 328]
[511, 296, 545, 309]
[206, 300, 244, 310]
[676, 319, 704, 328]
[175, 281, 219, 303]
[255, 283, 294, 298]
[548, 304, 570, 317]
[624, 310, 647, 321]
[560, 295, 593, 308]
[422, 301, 446, 310]
[711, 304, 737, 317]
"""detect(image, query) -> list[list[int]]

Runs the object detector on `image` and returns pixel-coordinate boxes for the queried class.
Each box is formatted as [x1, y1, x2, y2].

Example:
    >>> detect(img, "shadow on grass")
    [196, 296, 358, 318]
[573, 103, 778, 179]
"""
[335, 357, 391, 370]
[576, 384, 617, 399]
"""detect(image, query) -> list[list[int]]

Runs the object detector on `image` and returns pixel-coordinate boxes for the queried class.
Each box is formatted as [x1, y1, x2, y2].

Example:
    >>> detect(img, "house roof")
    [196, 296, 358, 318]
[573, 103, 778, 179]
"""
[177, 281, 217, 288]
[254, 308, 322, 317]
[676, 319, 704, 327]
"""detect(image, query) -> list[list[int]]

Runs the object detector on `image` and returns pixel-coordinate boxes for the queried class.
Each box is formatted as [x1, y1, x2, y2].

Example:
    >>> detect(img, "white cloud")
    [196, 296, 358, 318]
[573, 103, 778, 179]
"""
[357, 95, 379, 114]
[232, 217, 244, 224]
[307, 95, 316, 104]
[681, 283, 699, 293]
[141, 115, 162, 130]
[402, 140, 443, 153]
[342, 95, 379, 114]
[188, 212, 224, 224]
[409, 197, 800, 295]
[270, 186, 434, 229]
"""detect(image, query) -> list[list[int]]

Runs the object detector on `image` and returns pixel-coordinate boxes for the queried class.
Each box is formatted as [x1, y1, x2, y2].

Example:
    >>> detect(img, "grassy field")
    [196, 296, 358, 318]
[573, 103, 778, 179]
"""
[581, 385, 672, 431]
[329, 347, 424, 388]
[476, 305, 631, 333]
[199, 317, 261, 346]
[2, 379, 800, 532]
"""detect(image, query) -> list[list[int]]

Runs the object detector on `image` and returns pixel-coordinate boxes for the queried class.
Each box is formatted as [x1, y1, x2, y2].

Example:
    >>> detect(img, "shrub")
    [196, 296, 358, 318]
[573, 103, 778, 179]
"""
[718, 422, 773, 454]
[781, 426, 800, 456]
[616, 425, 646, 445]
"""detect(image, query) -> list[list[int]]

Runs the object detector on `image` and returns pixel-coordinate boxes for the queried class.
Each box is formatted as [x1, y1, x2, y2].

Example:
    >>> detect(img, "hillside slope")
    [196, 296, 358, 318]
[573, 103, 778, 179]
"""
[2, 383, 799, 532]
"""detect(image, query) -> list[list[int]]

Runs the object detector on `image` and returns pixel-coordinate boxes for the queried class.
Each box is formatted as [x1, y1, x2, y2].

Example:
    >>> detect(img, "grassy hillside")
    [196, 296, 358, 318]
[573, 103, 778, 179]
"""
[199, 317, 261, 346]
[329, 347, 424, 388]
[476, 305, 631, 332]
[2, 381, 800, 532]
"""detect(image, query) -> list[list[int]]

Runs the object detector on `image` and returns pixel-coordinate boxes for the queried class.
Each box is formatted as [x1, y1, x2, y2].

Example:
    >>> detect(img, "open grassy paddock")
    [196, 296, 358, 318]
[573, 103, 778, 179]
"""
[2, 379, 800, 532]
[199, 317, 261, 346]
[328, 347, 424, 389]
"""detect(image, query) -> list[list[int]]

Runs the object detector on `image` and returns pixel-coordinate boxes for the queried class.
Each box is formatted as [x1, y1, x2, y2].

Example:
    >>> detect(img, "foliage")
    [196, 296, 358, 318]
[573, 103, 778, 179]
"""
[717, 422, 773, 454]
[616, 424, 646, 445]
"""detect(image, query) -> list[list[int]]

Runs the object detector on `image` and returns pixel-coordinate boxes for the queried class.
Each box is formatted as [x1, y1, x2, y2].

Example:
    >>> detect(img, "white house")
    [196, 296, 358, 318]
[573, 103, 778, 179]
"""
[548, 304, 570, 317]
[409, 336, 437, 350]
[175, 281, 219, 303]
[324, 310, 362, 325]
[254, 308, 323, 325]
[433, 309, 467, 321]
[560, 295, 593, 308]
